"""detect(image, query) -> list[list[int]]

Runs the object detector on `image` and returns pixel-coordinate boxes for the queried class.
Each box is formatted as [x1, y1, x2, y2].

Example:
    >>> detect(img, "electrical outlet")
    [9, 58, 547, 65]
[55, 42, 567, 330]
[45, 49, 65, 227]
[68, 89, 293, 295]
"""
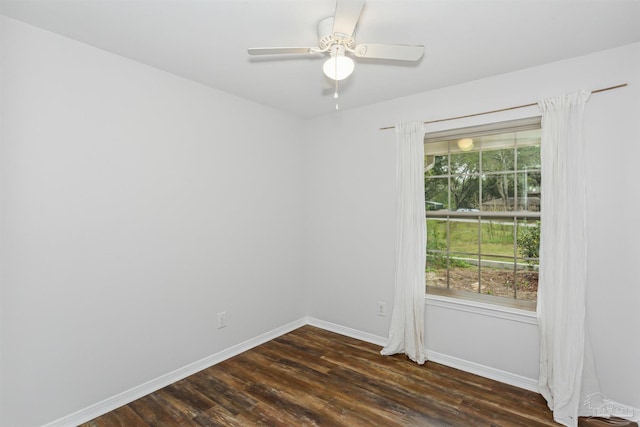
[377, 302, 386, 317]
[217, 311, 227, 329]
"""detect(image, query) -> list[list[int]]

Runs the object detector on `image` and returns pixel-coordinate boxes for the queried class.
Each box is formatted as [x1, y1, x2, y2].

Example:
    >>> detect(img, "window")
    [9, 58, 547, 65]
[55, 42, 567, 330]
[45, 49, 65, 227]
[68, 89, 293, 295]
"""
[424, 117, 541, 310]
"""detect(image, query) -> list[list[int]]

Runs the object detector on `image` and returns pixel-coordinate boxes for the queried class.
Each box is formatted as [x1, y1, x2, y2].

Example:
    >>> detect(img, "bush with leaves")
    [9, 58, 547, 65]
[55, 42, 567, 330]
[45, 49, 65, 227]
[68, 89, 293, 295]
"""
[517, 221, 540, 267]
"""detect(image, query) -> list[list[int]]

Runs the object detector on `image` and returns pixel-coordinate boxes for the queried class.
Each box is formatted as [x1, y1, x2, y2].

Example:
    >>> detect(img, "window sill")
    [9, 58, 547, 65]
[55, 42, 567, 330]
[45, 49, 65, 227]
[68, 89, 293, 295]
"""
[424, 292, 538, 325]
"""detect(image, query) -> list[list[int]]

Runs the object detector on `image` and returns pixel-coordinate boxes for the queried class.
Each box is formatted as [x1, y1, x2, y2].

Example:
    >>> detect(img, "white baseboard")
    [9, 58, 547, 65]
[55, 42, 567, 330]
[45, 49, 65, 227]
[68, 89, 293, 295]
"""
[42, 318, 307, 427]
[43, 317, 540, 427]
[305, 317, 388, 347]
[304, 318, 539, 393]
[425, 350, 539, 393]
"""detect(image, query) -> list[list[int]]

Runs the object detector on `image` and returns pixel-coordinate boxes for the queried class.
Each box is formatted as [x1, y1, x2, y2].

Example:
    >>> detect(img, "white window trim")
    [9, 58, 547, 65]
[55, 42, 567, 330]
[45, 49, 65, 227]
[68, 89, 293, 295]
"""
[425, 293, 538, 325]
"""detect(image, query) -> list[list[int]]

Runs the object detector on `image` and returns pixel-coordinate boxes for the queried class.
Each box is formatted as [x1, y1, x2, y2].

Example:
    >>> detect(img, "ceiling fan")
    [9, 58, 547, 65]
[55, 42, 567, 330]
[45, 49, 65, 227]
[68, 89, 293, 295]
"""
[248, 0, 424, 107]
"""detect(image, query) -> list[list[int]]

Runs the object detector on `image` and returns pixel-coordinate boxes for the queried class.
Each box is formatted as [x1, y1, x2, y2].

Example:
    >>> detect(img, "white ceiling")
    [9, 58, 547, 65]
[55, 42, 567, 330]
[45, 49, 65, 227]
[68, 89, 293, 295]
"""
[2, 0, 640, 118]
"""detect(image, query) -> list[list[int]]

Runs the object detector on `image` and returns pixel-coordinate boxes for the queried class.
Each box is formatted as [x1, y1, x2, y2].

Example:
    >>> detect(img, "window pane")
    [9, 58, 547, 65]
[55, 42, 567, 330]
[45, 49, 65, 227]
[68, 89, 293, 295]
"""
[483, 147, 515, 173]
[516, 220, 540, 264]
[517, 145, 541, 170]
[426, 219, 447, 253]
[516, 269, 538, 301]
[426, 219, 448, 290]
[425, 259, 448, 289]
[425, 177, 449, 210]
[450, 149, 480, 175]
[480, 219, 515, 261]
[450, 175, 480, 211]
[481, 173, 515, 211]
[480, 263, 515, 298]
[449, 219, 479, 254]
[425, 152, 449, 175]
[448, 253, 479, 293]
[518, 171, 541, 212]
[477, 132, 517, 152]
[516, 172, 541, 211]
[514, 128, 541, 145]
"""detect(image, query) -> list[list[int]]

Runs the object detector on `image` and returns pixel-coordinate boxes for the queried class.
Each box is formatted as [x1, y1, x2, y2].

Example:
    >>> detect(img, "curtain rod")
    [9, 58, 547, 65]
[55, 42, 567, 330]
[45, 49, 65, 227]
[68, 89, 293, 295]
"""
[379, 83, 628, 131]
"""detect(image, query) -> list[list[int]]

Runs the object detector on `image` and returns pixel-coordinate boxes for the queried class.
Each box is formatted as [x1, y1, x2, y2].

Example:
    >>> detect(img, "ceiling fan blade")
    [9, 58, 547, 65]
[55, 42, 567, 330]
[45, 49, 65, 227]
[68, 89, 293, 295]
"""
[332, 0, 365, 39]
[354, 43, 425, 61]
[248, 47, 318, 56]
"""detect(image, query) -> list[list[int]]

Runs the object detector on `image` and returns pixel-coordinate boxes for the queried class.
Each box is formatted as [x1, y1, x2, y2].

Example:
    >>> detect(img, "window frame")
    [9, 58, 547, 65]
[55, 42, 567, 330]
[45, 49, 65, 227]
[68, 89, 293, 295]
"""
[424, 117, 542, 311]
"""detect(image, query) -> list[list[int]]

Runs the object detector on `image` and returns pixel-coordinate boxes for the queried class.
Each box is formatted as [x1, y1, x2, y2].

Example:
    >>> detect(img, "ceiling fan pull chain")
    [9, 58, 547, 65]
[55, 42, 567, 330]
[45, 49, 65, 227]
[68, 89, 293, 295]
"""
[334, 73, 340, 110]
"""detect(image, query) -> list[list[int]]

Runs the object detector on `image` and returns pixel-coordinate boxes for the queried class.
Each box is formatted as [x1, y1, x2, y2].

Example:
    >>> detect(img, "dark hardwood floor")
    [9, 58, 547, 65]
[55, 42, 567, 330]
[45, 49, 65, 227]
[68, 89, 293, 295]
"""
[81, 325, 557, 426]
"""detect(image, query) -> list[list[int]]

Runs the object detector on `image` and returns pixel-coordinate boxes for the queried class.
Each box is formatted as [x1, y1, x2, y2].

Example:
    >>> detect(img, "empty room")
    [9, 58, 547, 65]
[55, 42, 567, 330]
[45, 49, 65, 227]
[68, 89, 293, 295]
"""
[1, 0, 639, 426]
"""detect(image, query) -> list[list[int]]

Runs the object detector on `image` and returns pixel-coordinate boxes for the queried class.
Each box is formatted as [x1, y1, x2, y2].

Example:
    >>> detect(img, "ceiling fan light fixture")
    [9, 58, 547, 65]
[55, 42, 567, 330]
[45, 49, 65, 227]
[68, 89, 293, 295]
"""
[323, 45, 355, 81]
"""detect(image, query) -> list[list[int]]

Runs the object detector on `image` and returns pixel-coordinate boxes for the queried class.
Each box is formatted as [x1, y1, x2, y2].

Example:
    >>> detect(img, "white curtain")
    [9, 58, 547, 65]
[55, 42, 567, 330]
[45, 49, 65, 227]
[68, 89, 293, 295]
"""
[537, 91, 600, 427]
[381, 121, 427, 364]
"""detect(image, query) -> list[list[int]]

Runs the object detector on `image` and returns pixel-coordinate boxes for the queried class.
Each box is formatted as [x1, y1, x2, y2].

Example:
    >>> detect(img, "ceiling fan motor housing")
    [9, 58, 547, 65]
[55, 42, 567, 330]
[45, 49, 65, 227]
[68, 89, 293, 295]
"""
[318, 16, 354, 50]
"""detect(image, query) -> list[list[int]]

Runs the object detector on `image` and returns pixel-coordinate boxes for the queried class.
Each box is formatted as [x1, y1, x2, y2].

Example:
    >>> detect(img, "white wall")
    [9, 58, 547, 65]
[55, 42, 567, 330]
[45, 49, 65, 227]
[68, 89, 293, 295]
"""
[2, 14, 639, 427]
[0, 17, 305, 427]
[305, 43, 640, 409]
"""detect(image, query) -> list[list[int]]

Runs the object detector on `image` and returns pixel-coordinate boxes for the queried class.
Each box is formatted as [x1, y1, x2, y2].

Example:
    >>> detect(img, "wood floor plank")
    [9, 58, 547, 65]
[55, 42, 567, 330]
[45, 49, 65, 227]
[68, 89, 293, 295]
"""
[153, 381, 215, 420]
[81, 325, 558, 426]
[128, 393, 200, 426]
[255, 347, 410, 426]
[187, 368, 257, 417]
[82, 405, 148, 427]
[329, 362, 480, 426]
